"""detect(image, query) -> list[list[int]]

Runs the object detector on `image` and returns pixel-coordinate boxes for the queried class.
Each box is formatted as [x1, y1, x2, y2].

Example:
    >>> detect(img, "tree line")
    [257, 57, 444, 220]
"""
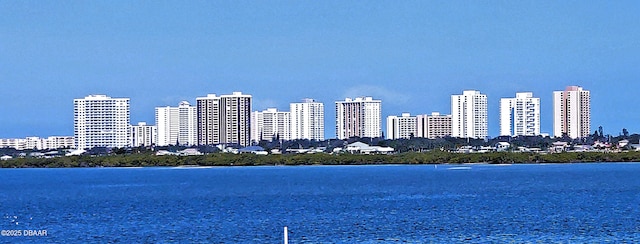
[3, 151, 640, 168]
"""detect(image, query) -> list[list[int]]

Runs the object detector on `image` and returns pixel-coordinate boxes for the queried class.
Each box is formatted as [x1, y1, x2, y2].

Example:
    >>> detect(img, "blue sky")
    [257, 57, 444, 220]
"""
[1, 1, 639, 139]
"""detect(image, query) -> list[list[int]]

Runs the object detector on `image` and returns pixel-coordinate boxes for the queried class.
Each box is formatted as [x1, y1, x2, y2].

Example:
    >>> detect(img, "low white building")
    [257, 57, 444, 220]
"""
[178, 148, 202, 156]
[618, 139, 630, 148]
[65, 149, 86, 156]
[0, 136, 74, 150]
[0, 138, 25, 150]
[343, 142, 394, 154]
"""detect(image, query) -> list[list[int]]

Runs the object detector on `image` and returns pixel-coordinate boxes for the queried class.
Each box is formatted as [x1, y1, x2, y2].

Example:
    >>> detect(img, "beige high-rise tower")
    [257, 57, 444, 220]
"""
[553, 86, 590, 139]
[416, 112, 452, 139]
[335, 97, 382, 140]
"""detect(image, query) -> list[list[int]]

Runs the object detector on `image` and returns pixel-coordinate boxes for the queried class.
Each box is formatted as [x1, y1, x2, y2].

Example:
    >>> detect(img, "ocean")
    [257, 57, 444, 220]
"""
[1, 163, 640, 243]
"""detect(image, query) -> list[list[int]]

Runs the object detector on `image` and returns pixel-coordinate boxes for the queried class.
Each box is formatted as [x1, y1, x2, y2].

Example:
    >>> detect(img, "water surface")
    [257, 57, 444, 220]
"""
[1, 163, 639, 243]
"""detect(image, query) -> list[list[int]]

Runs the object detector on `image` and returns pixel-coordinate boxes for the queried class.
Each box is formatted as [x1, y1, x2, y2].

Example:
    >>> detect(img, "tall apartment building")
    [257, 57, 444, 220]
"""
[386, 113, 417, 140]
[335, 97, 382, 140]
[197, 92, 252, 146]
[251, 108, 291, 143]
[290, 99, 324, 141]
[416, 112, 452, 139]
[553, 86, 591, 139]
[451, 90, 488, 139]
[131, 122, 157, 147]
[196, 94, 221, 145]
[74, 95, 130, 149]
[155, 101, 197, 146]
[500, 92, 541, 136]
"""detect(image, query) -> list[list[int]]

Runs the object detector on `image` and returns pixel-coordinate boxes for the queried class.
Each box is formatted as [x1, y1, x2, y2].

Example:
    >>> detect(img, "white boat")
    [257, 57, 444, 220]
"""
[448, 166, 472, 170]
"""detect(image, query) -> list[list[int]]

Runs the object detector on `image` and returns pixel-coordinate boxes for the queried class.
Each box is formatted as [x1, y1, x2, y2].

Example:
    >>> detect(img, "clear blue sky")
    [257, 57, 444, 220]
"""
[1, 1, 639, 139]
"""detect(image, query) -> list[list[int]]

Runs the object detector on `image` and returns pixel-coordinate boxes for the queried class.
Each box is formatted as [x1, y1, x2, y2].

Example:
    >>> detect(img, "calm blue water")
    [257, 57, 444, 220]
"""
[1, 163, 640, 243]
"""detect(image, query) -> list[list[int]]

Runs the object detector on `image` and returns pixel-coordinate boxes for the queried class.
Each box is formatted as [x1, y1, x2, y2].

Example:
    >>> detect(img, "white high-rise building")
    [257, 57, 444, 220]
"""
[131, 122, 157, 147]
[74, 95, 130, 149]
[500, 92, 541, 136]
[386, 113, 417, 140]
[290, 99, 324, 141]
[416, 112, 453, 139]
[251, 108, 291, 143]
[335, 97, 382, 140]
[156, 101, 197, 146]
[553, 86, 591, 139]
[451, 90, 488, 139]
[197, 92, 252, 146]
[220, 92, 252, 147]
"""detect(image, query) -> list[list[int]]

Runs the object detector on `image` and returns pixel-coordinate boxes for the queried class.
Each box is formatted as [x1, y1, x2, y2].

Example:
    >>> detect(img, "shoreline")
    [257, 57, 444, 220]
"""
[2, 161, 640, 170]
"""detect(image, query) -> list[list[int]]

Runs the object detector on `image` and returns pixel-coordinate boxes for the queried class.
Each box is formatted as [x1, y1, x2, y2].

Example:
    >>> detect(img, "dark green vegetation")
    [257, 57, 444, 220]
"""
[3, 151, 640, 168]
[264, 131, 640, 153]
[2, 129, 639, 168]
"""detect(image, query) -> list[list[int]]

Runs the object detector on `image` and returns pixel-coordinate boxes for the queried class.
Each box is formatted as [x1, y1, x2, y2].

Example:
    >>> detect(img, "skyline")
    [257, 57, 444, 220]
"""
[2, 1, 639, 138]
[0, 87, 597, 140]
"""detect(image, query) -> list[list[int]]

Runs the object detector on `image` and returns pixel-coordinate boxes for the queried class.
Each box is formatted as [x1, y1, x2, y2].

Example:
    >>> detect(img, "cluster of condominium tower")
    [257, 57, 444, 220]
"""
[388, 86, 590, 140]
[74, 92, 327, 149]
[72, 86, 591, 150]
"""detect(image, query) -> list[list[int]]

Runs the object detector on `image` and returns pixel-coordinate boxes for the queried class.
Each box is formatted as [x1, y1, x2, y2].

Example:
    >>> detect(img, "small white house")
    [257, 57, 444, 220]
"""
[0, 155, 12, 160]
[551, 142, 569, 153]
[618, 139, 630, 148]
[495, 142, 511, 152]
